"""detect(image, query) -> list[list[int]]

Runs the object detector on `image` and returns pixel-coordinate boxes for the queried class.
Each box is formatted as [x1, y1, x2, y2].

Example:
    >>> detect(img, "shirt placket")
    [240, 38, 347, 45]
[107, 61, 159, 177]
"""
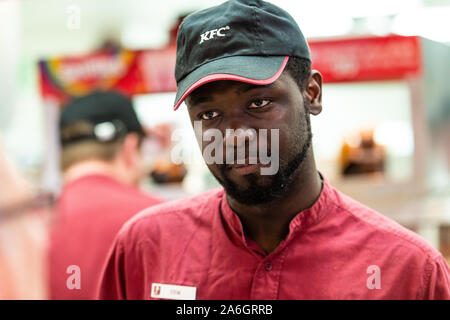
[249, 246, 288, 300]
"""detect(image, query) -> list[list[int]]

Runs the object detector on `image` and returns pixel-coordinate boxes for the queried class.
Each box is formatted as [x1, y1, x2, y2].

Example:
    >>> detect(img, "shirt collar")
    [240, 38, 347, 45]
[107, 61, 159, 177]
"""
[219, 172, 336, 249]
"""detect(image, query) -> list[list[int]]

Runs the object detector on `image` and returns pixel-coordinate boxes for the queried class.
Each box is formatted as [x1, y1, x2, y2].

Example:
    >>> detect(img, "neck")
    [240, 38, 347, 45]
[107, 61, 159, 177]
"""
[227, 151, 322, 254]
[63, 160, 133, 186]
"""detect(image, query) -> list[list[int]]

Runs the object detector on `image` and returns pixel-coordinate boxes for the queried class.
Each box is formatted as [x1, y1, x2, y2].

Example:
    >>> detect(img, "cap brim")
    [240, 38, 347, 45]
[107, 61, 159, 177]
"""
[173, 55, 289, 110]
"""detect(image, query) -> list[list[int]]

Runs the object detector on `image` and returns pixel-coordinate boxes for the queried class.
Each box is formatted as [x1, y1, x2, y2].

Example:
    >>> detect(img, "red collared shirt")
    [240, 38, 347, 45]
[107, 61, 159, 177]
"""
[49, 174, 164, 299]
[98, 175, 450, 299]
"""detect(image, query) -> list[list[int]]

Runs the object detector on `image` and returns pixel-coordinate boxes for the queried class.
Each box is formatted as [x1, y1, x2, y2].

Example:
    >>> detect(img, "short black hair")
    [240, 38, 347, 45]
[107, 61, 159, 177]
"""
[284, 56, 311, 91]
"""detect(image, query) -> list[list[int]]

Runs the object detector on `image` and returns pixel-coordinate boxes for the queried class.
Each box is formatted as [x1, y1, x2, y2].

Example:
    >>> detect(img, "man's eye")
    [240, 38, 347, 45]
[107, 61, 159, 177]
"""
[249, 99, 271, 109]
[199, 111, 219, 120]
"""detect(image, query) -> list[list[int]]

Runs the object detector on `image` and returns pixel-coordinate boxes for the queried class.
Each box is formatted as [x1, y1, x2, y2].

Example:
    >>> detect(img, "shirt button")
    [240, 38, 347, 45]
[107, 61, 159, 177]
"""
[265, 261, 272, 271]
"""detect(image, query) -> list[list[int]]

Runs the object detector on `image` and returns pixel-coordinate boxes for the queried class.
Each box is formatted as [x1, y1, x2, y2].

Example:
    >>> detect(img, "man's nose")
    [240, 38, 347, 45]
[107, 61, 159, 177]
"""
[224, 123, 257, 148]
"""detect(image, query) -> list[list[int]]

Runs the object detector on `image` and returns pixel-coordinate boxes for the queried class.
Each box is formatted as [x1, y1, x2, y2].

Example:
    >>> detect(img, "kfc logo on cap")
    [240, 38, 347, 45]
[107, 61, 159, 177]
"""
[199, 26, 231, 44]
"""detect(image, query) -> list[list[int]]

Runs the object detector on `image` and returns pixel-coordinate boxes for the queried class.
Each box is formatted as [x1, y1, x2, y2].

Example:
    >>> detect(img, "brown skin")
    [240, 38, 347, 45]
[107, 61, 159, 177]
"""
[64, 133, 147, 187]
[186, 70, 323, 254]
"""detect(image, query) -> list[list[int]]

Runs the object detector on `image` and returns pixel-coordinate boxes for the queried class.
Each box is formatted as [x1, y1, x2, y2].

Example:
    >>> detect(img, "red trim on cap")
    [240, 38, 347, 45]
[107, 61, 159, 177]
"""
[173, 56, 289, 110]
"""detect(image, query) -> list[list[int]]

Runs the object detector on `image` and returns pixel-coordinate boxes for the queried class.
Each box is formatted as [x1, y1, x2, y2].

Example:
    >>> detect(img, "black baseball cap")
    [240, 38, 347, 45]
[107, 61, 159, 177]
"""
[173, 0, 311, 110]
[59, 90, 145, 146]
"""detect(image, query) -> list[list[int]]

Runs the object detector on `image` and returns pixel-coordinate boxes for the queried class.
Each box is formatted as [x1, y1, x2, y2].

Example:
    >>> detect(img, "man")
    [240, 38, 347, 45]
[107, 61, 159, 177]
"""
[49, 90, 163, 299]
[98, 0, 450, 299]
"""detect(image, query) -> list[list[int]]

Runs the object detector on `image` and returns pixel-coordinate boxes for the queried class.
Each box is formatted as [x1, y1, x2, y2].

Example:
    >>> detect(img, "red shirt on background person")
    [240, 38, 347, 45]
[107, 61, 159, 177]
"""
[48, 91, 164, 299]
[98, 0, 450, 299]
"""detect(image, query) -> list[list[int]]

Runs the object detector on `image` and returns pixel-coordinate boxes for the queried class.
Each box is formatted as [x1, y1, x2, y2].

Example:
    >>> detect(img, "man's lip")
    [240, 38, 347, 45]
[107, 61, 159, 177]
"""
[229, 163, 261, 175]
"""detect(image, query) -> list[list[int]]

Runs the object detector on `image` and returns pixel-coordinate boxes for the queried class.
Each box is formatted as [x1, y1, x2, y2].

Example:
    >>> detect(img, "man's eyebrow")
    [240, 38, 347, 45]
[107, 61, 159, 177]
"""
[236, 82, 275, 94]
[187, 82, 275, 107]
[186, 95, 213, 108]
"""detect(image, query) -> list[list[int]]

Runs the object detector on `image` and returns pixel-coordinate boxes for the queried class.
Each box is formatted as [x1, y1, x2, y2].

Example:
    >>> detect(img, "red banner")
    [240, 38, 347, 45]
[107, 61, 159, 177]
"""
[38, 47, 177, 105]
[309, 35, 422, 83]
[38, 35, 422, 104]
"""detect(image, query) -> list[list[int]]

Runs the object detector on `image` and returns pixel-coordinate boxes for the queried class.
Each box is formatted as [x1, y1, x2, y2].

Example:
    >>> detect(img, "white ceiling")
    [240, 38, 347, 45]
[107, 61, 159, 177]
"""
[17, 0, 450, 60]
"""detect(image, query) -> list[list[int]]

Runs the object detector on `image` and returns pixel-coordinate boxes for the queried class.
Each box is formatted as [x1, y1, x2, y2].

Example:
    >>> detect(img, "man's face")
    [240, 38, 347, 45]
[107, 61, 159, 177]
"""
[186, 71, 313, 205]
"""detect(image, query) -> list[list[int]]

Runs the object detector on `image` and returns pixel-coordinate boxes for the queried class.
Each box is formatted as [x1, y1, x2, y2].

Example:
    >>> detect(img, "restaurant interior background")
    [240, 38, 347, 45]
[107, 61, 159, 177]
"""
[1, 0, 450, 263]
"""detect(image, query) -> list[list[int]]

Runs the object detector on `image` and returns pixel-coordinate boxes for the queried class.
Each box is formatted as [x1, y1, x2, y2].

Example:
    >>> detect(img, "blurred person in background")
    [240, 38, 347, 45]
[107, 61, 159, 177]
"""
[48, 90, 164, 300]
[0, 136, 50, 299]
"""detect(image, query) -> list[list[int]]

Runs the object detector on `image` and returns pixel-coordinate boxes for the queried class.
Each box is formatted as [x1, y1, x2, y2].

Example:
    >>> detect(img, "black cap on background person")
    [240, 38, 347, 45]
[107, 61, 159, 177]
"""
[59, 90, 145, 146]
[57, 90, 148, 186]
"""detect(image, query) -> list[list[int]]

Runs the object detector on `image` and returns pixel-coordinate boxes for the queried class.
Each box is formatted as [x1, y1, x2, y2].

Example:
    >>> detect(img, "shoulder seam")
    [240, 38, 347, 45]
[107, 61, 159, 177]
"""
[330, 195, 437, 259]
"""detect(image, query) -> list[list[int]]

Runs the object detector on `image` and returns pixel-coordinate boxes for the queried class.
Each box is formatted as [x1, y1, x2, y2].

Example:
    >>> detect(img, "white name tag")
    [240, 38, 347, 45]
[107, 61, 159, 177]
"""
[151, 283, 197, 300]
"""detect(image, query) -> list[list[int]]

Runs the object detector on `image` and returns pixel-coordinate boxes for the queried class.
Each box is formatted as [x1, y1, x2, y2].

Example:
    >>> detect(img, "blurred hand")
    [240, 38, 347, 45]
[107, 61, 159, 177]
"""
[0, 137, 50, 299]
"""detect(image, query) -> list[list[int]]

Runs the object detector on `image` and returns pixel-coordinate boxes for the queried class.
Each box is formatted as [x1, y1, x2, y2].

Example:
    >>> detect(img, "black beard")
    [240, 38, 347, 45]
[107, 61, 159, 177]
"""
[213, 103, 313, 205]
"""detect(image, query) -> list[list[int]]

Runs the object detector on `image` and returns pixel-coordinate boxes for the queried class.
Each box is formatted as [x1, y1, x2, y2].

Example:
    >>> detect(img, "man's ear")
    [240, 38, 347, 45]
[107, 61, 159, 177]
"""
[304, 70, 323, 116]
[120, 133, 140, 167]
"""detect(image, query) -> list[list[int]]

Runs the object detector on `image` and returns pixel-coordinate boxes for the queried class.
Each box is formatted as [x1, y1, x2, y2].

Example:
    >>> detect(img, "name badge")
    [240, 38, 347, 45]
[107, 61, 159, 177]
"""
[151, 283, 197, 300]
